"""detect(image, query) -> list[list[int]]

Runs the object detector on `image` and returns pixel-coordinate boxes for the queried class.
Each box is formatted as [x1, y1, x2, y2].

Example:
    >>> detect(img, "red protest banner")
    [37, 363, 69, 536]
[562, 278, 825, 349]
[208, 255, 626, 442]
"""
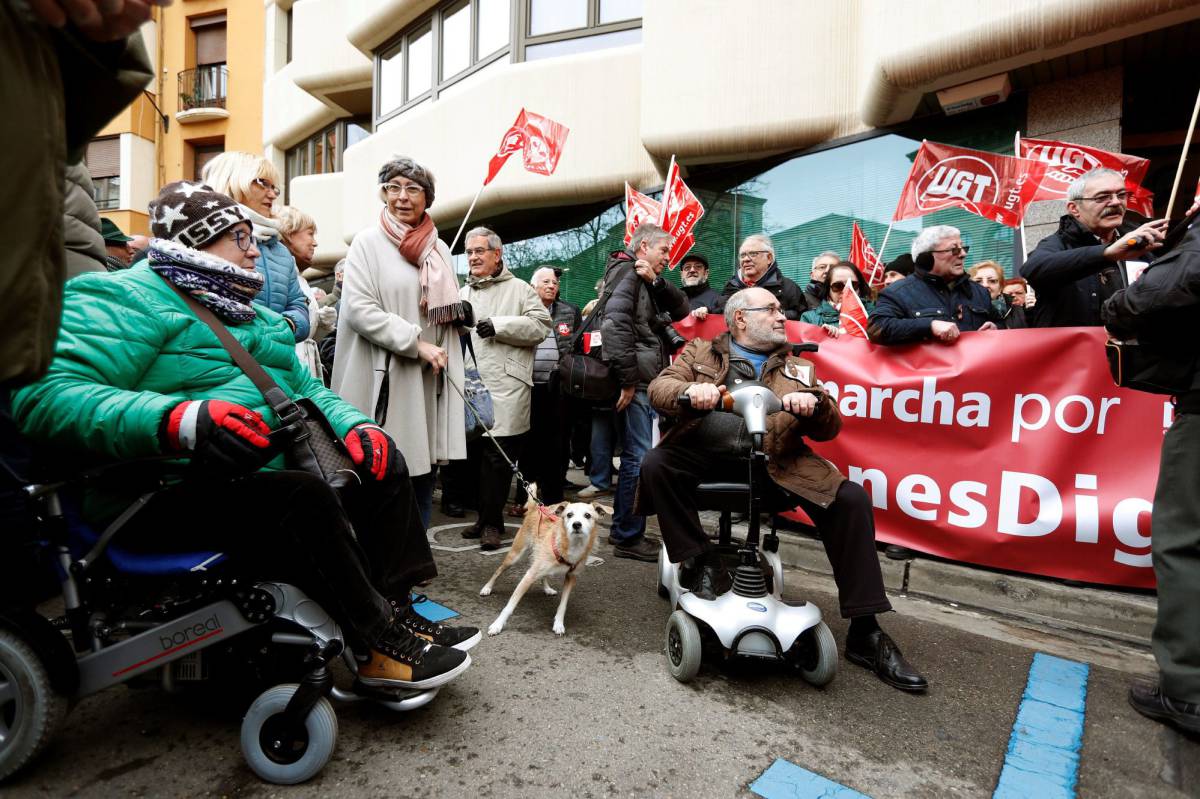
[484, 108, 569, 185]
[659, 161, 705, 267]
[624, 183, 663, 245]
[1019, 137, 1155, 216]
[850, 221, 884, 287]
[894, 141, 1048, 228]
[838, 286, 870, 338]
[669, 315, 1163, 589]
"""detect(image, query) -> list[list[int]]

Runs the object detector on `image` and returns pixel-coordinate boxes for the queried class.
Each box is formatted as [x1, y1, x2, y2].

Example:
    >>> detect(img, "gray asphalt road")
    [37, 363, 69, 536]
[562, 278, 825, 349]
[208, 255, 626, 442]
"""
[5, 512, 1197, 798]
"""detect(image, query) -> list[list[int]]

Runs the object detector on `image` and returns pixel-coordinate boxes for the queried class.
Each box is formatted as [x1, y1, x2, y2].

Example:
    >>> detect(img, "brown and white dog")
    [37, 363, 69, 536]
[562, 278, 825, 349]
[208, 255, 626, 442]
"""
[479, 486, 613, 636]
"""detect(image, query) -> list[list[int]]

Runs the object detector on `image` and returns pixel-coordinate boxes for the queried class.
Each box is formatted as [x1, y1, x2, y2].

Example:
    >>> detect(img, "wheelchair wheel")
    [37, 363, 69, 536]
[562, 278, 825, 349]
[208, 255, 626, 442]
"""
[796, 622, 838, 687]
[665, 611, 702, 683]
[0, 630, 67, 782]
[241, 684, 338, 785]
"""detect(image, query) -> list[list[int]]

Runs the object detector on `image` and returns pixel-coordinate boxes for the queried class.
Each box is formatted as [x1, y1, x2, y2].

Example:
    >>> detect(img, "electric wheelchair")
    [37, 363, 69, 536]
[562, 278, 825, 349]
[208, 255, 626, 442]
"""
[0, 460, 440, 786]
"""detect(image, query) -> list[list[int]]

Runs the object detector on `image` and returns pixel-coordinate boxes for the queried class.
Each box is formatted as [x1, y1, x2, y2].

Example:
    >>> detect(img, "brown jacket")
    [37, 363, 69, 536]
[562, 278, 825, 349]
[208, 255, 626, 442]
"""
[646, 333, 846, 508]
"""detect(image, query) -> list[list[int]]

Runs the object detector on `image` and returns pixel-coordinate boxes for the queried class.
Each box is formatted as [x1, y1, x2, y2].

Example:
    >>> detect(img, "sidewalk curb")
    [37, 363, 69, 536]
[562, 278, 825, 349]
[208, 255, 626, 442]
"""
[772, 531, 1157, 647]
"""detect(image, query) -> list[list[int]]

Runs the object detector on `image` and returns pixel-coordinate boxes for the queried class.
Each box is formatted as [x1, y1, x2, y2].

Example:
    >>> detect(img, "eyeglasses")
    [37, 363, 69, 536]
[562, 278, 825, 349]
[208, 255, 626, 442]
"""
[228, 228, 254, 252]
[382, 182, 425, 198]
[741, 304, 783, 315]
[738, 250, 770, 260]
[252, 177, 280, 195]
[1078, 190, 1129, 205]
[464, 247, 495, 257]
[830, 280, 859, 291]
[929, 245, 970, 256]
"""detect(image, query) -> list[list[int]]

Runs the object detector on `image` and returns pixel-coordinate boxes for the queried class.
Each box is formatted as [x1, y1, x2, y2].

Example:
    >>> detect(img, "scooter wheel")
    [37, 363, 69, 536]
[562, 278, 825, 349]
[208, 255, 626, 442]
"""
[0, 630, 67, 782]
[241, 684, 338, 784]
[797, 622, 838, 687]
[665, 611, 702, 682]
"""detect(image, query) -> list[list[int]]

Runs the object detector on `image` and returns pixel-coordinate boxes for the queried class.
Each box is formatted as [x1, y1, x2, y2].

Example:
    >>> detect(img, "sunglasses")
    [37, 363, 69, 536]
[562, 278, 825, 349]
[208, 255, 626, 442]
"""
[830, 280, 859, 291]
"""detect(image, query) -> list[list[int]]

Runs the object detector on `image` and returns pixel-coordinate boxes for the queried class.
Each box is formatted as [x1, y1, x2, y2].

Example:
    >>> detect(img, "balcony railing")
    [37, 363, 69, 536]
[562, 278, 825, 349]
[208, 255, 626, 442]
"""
[178, 65, 228, 111]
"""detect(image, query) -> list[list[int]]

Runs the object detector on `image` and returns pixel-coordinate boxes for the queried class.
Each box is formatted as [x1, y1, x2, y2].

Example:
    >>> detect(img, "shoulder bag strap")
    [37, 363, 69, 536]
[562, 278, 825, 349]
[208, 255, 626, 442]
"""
[568, 277, 619, 352]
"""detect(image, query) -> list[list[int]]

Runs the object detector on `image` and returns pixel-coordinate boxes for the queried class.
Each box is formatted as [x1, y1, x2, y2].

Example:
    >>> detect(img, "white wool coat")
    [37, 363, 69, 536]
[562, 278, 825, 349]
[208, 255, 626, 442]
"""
[460, 267, 551, 437]
[331, 226, 466, 476]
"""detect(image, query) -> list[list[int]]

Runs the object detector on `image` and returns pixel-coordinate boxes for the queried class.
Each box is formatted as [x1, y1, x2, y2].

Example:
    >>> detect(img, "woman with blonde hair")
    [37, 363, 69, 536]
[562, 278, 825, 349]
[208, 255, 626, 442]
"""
[331, 157, 468, 526]
[201, 151, 310, 341]
[275, 204, 337, 380]
[970, 260, 1024, 328]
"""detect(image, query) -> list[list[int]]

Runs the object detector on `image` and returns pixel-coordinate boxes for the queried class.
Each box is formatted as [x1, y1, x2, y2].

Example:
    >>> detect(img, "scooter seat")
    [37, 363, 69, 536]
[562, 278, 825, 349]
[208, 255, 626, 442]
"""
[695, 482, 752, 511]
[66, 513, 226, 575]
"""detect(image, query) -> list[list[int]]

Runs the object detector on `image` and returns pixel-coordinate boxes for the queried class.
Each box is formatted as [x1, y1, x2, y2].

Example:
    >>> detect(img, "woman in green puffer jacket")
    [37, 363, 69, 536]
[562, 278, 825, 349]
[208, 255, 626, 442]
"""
[799, 261, 875, 337]
[12, 181, 477, 691]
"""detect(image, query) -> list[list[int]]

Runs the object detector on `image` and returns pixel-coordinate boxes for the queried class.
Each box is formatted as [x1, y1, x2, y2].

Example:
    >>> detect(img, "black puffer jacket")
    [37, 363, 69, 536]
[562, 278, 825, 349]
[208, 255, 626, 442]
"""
[868, 266, 1000, 345]
[546, 298, 582, 359]
[1103, 224, 1200, 399]
[682, 281, 722, 312]
[599, 250, 690, 388]
[1021, 214, 1136, 328]
[720, 262, 806, 320]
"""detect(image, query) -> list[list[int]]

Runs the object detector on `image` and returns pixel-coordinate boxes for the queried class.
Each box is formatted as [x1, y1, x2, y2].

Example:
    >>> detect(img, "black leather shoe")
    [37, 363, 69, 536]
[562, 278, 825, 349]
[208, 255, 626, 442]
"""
[460, 522, 482, 539]
[691, 562, 732, 601]
[845, 630, 928, 692]
[1129, 680, 1200, 735]
[613, 536, 659, 562]
[441, 501, 466, 518]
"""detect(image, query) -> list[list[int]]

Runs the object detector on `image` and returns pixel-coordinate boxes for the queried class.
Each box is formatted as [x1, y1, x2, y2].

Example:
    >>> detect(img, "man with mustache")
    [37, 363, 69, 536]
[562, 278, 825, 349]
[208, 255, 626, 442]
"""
[1021, 168, 1168, 328]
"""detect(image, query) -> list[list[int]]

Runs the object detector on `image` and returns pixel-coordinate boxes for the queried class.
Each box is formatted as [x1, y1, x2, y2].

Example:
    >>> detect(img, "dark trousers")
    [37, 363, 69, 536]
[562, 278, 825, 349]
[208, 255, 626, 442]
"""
[516, 383, 567, 505]
[123, 470, 435, 642]
[1151, 412, 1200, 702]
[639, 443, 891, 619]
[468, 433, 524, 530]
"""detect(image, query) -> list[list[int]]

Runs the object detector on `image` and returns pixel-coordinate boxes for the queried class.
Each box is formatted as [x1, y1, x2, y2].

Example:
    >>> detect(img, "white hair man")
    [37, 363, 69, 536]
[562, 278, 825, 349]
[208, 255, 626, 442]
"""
[803, 250, 840, 311]
[458, 227, 552, 550]
[639, 286, 928, 692]
[719, 233, 807, 320]
[868, 225, 1001, 345]
[1021, 167, 1168, 327]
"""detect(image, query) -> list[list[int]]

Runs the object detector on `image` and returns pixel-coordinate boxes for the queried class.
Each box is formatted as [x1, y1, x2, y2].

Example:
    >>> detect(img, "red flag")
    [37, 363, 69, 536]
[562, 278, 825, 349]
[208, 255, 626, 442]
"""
[1018, 137, 1154, 215]
[484, 109, 569, 185]
[838, 285, 870, 339]
[659, 161, 706, 268]
[850, 221, 884, 288]
[893, 141, 1048, 228]
[624, 183, 662, 245]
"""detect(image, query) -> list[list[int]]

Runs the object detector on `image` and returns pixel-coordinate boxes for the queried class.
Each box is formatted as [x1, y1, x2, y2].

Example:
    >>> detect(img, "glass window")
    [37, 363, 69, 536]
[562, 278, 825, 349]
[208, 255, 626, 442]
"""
[599, 0, 642, 24]
[93, 176, 121, 210]
[525, 27, 641, 61]
[345, 120, 371, 150]
[477, 0, 509, 57]
[442, 2, 471, 79]
[529, 0, 587, 35]
[406, 25, 433, 99]
[379, 43, 404, 116]
[324, 127, 338, 173]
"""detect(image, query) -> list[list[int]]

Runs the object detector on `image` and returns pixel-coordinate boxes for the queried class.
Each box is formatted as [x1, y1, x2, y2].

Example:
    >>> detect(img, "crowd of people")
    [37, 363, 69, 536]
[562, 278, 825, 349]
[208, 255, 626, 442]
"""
[1, 0, 1196, 737]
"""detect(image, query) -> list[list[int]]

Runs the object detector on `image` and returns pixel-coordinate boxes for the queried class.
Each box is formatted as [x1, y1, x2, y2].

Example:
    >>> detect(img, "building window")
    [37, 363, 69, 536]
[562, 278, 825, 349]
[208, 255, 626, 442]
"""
[181, 14, 228, 110]
[194, 143, 224, 182]
[520, 0, 641, 62]
[286, 8, 293, 65]
[85, 137, 121, 210]
[285, 118, 373, 195]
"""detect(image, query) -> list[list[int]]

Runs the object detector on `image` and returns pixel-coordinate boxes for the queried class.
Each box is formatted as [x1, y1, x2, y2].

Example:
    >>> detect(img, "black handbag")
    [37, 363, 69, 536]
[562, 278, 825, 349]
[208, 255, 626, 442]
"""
[167, 283, 362, 489]
[558, 283, 618, 402]
[1105, 339, 1196, 396]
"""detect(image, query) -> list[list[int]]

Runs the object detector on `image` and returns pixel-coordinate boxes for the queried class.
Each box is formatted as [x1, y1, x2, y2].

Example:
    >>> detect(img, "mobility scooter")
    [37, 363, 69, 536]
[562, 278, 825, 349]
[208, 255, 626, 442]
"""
[657, 374, 838, 686]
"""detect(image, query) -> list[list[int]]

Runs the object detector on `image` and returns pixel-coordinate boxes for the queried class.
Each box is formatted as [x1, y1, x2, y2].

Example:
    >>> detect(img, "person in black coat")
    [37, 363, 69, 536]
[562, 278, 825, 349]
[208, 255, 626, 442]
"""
[868, 225, 1001, 345]
[1021, 167, 1167, 328]
[720, 234, 807, 320]
[804, 250, 840, 311]
[679, 253, 722, 319]
[1103, 208, 1200, 735]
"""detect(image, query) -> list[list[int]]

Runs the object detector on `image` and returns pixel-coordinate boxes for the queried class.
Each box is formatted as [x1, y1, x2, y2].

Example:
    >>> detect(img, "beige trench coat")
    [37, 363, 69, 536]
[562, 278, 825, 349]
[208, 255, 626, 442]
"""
[331, 226, 466, 476]
[459, 267, 551, 438]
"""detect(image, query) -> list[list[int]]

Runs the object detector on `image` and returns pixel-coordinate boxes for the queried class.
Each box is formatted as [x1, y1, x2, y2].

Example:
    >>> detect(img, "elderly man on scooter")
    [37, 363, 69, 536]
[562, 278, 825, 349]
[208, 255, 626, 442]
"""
[638, 287, 927, 692]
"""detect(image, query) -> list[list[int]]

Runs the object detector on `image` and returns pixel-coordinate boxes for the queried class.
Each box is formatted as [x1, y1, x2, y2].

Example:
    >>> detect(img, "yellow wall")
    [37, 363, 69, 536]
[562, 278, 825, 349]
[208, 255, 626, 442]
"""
[96, 94, 160, 143]
[159, 0, 265, 184]
[100, 210, 151, 238]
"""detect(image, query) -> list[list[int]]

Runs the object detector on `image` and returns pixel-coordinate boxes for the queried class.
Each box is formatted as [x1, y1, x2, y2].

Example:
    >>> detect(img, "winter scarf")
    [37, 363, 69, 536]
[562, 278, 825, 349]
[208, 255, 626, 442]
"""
[730, 262, 783, 291]
[378, 209, 463, 325]
[148, 237, 264, 323]
[240, 204, 282, 243]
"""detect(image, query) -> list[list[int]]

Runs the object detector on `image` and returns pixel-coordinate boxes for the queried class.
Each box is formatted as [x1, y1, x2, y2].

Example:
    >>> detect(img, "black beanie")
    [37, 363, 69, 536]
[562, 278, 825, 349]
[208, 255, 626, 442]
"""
[148, 181, 249, 249]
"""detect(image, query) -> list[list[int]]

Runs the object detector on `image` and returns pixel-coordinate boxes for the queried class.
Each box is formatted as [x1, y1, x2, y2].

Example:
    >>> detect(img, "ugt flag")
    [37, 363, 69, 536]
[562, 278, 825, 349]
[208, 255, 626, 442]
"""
[624, 183, 663, 245]
[659, 160, 705, 267]
[838, 285, 870, 339]
[850, 221, 884, 288]
[484, 109, 570, 185]
[1018, 137, 1154, 216]
[893, 141, 1047, 228]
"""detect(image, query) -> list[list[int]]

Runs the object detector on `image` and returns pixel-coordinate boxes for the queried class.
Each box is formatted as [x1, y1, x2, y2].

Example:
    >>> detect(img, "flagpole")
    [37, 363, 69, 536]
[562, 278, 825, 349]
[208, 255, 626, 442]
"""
[873, 221, 895, 279]
[658, 154, 676, 226]
[1014, 130, 1028, 261]
[449, 182, 486, 253]
[1166, 85, 1200, 220]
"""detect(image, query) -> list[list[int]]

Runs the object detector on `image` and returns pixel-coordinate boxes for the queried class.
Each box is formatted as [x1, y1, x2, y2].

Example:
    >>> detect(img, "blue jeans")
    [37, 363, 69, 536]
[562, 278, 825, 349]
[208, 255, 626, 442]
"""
[588, 408, 620, 490]
[612, 389, 654, 542]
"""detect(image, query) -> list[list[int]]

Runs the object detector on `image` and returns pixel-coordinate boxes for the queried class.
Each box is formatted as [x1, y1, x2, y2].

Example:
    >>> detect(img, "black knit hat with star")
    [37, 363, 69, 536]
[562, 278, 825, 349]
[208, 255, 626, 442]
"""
[148, 181, 250, 249]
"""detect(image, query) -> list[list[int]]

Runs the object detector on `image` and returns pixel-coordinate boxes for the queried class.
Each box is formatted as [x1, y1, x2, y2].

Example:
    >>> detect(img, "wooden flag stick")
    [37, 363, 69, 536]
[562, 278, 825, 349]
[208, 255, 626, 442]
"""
[1166, 85, 1200, 220]
[449, 182, 486, 253]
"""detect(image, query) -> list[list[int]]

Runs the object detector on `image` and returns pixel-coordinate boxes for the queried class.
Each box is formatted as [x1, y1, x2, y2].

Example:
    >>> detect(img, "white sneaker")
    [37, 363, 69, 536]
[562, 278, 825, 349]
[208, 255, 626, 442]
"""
[577, 484, 610, 498]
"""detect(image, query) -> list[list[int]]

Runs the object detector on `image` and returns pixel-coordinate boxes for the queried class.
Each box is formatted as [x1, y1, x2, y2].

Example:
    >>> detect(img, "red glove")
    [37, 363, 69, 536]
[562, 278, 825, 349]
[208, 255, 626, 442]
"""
[344, 424, 400, 482]
[160, 400, 275, 475]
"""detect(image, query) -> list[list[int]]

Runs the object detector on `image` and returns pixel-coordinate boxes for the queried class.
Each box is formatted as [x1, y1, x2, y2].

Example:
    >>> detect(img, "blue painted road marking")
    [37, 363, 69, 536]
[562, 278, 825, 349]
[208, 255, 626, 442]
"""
[994, 652, 1090, 799]
[750, 758, 871, 799]
[411, 594, 459, 622]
